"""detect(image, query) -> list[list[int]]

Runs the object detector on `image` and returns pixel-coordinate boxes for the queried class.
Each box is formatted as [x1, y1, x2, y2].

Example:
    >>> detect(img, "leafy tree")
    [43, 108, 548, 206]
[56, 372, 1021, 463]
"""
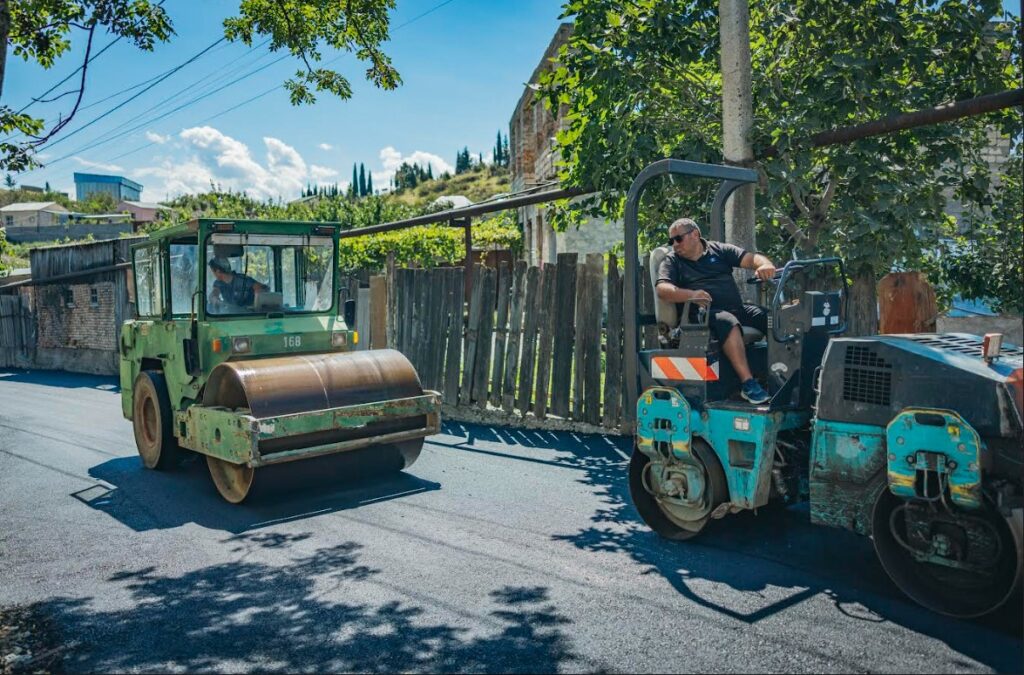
[541, 0, 1019, 333]
[937, 147, 1023, 314]
[1, 0, 401, 172]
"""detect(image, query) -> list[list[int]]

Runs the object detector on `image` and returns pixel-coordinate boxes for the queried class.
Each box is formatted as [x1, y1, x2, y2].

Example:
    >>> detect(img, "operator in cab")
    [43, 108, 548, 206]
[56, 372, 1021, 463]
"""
[208, 258, 267, 308]
[655, 217, 775, 404]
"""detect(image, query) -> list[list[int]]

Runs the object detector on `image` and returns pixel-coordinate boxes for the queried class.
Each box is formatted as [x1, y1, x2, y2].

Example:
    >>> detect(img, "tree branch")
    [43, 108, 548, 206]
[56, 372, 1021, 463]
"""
[30, 23, 95, 144]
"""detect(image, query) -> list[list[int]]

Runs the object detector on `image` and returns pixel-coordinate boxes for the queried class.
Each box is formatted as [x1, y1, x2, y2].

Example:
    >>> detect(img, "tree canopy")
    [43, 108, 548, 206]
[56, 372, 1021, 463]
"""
[0, 0, 401, 171]
[541, 0, 1020, 328]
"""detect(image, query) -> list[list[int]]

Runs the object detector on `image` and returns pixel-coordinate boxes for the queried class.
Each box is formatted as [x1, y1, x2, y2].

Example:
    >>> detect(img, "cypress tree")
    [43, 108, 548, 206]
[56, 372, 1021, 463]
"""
[367, 173, 374, 195]
[351, 165, 358, 197]
[427, 164, 433, 180]
[358, 164, 366, 197]
[502, 134, 510, 167]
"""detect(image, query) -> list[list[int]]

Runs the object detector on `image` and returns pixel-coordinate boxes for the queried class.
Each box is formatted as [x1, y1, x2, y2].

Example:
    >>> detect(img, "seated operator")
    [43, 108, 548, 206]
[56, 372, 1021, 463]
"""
[208, 258, 267, 308]
[655, 217, 775, 404]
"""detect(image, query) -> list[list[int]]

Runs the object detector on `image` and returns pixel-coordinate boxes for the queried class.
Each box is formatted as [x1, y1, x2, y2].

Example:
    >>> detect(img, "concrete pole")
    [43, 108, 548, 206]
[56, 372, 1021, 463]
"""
[719, 0, 756, 295]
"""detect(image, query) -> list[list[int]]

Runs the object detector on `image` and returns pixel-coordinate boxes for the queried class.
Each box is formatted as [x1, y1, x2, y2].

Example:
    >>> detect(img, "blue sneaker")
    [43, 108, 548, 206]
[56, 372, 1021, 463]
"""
[740, 379, 770, 404]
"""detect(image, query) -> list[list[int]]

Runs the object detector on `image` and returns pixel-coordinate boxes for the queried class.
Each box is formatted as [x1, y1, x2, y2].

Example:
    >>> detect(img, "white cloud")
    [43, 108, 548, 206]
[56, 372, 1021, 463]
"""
[145, 131, 170, 144]
[372, 146, 454, 188]
[72, 156, 124, 173]
[318, 143, 333, 151]
[310, 165, 339, 182]
[134, 126, 341, 200]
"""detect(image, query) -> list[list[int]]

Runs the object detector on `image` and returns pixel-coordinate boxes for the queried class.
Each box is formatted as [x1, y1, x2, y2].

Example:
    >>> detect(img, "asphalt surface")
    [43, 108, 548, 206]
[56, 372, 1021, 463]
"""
[0, 368, 1021, 673]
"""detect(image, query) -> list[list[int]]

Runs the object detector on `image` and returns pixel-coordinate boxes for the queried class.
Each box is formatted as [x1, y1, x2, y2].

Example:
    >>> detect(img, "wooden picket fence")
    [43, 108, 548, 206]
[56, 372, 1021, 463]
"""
[0, 294, 35, 369]
[389, 252, 630, 431]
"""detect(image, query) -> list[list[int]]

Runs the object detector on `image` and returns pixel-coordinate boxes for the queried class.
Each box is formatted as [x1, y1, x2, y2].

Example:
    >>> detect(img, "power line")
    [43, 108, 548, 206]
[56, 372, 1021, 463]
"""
[44, 51, 291, 165]
[14, 0, 169, 115]
[26, 0, 463, 178]
[51, 39, 274, 155]
[37, 37, 226, 152]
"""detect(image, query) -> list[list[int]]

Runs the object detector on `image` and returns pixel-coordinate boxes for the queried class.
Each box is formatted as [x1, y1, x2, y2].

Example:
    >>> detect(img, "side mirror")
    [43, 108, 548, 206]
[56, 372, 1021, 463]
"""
[344, 299, 356, 327]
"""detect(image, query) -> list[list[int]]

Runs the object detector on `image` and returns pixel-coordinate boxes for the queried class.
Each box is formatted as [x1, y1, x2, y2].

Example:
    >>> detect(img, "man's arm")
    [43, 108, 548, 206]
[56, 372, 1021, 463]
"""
[740, 251, 776, 281]
[656, 281, 711, 305]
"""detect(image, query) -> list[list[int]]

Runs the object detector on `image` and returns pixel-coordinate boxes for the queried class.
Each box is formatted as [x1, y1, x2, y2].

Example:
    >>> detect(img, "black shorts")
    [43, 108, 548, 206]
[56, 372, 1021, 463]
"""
[689, 304, 767, 343]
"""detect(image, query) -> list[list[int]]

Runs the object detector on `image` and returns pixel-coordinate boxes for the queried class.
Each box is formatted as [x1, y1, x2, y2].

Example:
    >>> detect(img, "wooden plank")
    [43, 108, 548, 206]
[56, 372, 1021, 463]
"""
[369, 275, 387, 350]
[533, 263, 557, 419]
[489, 262, 512, 407]
[515, 265, 541, 414]
[550, 253, 578, 418]
[406, 270, 422, 371]
[603, 254, 623, 429]
[394, 268, 408, 355]
[459, 265, 484, 406]
[385, 252, 396, 348]
[582, 253, 604, 425]
[501, 261, 527, 414]
[572, 262, 587, 421]
[420, 268, 438, 388]
[431, 267, 451, 390]
[473, 266, 496, 409]
[443, 267, 465, 405]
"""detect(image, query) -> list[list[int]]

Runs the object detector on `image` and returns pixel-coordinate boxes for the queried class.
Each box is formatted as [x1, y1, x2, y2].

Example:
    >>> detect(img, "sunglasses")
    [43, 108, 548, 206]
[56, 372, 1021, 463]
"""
[668, 230, 695, 244]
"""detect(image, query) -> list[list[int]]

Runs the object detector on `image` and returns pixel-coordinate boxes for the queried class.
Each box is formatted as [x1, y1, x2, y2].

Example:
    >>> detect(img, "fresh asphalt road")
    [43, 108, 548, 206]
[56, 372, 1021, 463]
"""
[0, 369, 1021, 673]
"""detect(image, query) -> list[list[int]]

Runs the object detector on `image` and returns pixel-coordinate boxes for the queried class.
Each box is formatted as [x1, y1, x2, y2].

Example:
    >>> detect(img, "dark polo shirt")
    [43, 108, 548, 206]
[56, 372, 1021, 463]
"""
[656, 239, 749, 311]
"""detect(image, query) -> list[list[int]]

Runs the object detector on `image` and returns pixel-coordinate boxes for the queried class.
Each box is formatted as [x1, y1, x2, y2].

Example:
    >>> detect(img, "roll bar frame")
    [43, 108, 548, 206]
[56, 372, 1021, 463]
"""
[622, 159, 758, 427]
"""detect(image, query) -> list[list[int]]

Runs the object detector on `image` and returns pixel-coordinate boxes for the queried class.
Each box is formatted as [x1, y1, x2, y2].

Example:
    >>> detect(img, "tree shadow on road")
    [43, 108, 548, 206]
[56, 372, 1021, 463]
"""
[78, 452, 441, 534]
[443, 420, 1022, 672]
[29, 534, 578, 673]
[0, 369, 119, 392]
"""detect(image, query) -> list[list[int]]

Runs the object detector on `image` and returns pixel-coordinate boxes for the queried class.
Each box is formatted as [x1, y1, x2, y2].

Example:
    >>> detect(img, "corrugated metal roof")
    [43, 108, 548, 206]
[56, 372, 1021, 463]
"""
[119, 200, 170, 210]
[0, 201, 69, 212]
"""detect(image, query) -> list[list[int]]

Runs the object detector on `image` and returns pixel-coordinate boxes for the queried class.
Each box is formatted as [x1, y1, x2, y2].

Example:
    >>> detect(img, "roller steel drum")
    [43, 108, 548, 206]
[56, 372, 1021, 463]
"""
[202, 349, 426, 502]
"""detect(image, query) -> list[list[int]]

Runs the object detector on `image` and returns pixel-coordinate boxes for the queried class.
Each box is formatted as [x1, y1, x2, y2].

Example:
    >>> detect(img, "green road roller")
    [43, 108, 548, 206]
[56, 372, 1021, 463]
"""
[119, 218, 441, 503]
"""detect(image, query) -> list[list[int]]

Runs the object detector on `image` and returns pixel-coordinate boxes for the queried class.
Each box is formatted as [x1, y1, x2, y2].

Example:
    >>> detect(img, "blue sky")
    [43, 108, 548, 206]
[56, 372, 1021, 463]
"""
[5, 0, 566, 200]
[5, 0, 1020, 202]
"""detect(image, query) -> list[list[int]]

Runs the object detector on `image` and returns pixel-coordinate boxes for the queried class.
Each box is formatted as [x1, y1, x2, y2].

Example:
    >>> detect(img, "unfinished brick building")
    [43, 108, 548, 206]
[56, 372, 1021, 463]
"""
[509, 23, 621, 265]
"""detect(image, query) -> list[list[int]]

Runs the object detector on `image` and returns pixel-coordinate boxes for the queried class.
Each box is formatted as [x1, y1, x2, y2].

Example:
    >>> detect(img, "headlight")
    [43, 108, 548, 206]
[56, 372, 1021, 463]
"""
[231, 336, 252, 353]
[331, 332, 348, 348]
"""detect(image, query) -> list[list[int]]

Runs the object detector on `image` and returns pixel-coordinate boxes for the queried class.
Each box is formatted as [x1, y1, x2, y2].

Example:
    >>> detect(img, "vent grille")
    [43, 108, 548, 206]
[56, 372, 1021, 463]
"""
[843, 345, 892, 406]
[905, 334, 1024, 358]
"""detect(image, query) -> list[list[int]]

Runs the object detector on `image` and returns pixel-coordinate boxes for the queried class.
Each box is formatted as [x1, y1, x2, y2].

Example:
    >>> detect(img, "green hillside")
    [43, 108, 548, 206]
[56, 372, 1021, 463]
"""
[389, 165, 511, 207]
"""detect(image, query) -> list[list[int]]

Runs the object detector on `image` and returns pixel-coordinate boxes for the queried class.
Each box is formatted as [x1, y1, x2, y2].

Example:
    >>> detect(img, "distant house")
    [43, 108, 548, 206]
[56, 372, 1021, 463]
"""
[1, 202, 71, 238]
[117, 200, 171, 227]
[0, 201, 133, 242]
[74, 172, 142, 202]
[510, 23, 621, 265]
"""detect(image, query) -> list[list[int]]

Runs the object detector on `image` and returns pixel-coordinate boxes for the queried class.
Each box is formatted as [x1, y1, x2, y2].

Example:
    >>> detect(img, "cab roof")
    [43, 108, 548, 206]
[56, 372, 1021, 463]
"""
[143, 218, 342, 242]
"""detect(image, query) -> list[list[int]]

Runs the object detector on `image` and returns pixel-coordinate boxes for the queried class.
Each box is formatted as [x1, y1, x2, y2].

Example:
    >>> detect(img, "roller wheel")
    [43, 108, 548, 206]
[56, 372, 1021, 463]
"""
[628, 438, 728, 541]
[132, 371, 182, 470]
[207, 456, 256, 504]
[395, 438, 423, 469]
[872, 489, 1023, 618]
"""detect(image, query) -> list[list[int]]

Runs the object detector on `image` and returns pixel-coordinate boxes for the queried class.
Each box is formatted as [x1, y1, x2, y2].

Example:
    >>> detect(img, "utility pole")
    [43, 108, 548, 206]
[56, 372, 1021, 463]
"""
[719, 0, 756, 295]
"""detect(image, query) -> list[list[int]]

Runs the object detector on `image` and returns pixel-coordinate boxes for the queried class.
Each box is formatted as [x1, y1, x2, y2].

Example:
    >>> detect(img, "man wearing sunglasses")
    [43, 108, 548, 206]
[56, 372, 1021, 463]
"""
[655, 217, 776, 404]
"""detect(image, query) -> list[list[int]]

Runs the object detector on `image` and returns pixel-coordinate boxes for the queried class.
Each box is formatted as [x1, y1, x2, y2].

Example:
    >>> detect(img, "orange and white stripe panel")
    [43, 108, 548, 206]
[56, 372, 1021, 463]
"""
[651, 356, 719, 381]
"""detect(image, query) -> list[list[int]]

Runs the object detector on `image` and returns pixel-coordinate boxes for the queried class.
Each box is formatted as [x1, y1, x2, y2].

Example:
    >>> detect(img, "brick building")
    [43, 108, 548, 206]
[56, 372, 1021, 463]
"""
[509, 23, 622, 265]
[26, 237, 140, 374]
